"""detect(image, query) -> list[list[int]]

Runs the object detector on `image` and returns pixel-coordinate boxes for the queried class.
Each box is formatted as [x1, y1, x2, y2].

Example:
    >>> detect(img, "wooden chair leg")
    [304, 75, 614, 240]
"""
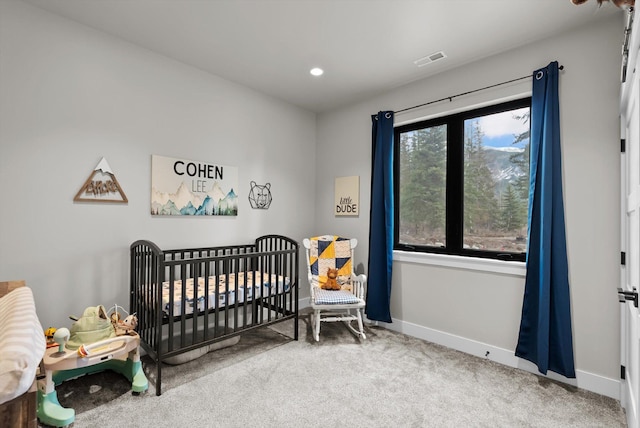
[314, 310, 321, 342]
[356, 309, 366, 340]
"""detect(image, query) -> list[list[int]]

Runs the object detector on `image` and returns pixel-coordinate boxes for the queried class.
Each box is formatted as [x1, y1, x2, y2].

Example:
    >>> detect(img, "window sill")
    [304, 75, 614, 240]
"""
[393, 250, 526, 277]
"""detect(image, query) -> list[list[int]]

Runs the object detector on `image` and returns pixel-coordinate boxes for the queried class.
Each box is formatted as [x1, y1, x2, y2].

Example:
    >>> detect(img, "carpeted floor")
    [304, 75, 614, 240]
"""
[40, 311, 627, 427]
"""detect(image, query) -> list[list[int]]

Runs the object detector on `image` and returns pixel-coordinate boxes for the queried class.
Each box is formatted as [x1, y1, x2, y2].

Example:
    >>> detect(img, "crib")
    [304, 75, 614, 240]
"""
[130, 235, 299, 395]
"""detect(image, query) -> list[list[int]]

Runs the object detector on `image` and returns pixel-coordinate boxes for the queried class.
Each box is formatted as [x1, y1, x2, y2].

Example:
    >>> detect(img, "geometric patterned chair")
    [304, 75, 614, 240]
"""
[303, 235, 367, 341]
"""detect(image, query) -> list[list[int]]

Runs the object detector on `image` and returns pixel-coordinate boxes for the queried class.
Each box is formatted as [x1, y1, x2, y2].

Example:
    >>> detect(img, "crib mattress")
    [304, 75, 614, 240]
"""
[158, 271, 290, 317]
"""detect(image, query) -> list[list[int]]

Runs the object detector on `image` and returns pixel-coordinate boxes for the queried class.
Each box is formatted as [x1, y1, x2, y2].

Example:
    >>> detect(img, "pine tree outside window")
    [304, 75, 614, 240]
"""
[394, 98, 531, 261]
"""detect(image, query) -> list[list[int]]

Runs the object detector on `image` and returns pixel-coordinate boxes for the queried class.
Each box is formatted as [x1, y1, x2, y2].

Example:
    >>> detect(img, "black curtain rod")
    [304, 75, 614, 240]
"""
[394, 65, 564, 115]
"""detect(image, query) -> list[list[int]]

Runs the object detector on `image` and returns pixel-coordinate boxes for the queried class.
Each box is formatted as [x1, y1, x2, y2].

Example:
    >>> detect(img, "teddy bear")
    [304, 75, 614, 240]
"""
[322, 268, 341, 291]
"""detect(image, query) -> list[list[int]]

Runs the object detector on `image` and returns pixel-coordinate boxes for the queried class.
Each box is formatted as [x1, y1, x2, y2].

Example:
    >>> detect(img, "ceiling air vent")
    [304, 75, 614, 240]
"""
[414, 51, 447, 67]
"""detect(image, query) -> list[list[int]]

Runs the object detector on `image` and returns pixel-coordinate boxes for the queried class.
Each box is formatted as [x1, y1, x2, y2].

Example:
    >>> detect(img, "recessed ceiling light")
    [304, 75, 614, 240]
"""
[310, 67, 324, 76]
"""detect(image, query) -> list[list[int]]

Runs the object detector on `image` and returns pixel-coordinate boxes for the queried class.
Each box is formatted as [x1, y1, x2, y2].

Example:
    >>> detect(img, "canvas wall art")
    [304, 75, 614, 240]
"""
[151, 154, 238, 216]
[335, 175, 359, 216]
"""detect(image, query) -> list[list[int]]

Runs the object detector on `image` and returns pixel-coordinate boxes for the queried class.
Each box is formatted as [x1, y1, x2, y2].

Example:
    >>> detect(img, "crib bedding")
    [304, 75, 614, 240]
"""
[158, 271, 291, 317]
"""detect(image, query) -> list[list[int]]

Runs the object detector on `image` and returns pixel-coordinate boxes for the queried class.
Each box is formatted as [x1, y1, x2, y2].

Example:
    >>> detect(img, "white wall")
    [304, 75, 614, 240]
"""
[0, 1, 317, 328]
[0, 0, 625, 399]
[317, 14, 623, 395]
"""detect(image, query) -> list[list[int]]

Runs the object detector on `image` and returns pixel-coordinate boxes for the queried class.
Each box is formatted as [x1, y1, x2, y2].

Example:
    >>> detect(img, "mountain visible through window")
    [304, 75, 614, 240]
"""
[395, 98, 530, 261]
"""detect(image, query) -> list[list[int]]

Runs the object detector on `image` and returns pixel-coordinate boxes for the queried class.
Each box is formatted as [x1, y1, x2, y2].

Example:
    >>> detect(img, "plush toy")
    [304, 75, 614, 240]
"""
[322, 268, 341, 291]
[122, 314, 138, 330]
[114, 313, 138, 336]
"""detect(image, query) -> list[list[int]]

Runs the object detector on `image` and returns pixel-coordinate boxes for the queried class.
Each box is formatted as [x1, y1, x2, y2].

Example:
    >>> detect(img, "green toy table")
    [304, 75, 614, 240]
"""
[37, 333, 148, 427]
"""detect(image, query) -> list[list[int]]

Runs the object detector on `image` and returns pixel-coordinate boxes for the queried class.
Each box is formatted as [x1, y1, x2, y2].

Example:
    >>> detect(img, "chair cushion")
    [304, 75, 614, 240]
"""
[314, 288, 360, 305]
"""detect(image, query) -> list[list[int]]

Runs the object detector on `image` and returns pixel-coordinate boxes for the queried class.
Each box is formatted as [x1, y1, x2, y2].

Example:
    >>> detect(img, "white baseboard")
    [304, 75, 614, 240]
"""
[296, 299, 620, 399]
[381, 317, 620, 400]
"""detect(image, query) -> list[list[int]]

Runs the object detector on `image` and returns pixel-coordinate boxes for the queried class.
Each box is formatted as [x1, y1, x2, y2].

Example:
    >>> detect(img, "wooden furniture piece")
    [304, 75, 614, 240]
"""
[0, 381, 37, 428]
[130, 234, 299, 395]
[303, 235, 367, 341]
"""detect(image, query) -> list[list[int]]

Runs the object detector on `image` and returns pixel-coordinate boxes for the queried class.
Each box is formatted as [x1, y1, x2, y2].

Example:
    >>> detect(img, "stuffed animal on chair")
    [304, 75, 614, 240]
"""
[322, 268, 341, 290]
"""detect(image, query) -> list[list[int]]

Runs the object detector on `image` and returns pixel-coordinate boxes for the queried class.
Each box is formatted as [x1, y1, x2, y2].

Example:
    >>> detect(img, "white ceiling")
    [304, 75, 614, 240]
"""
[22, 0, 623, 113]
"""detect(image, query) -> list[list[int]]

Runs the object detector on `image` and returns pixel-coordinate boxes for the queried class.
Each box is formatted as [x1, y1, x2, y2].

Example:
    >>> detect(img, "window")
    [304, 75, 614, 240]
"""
[394, 98, 531, 261]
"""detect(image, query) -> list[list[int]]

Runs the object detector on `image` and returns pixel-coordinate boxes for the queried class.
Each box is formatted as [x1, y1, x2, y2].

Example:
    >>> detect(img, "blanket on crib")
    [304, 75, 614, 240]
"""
[309, 235, 352, 289]
[159, 271, 290, 317]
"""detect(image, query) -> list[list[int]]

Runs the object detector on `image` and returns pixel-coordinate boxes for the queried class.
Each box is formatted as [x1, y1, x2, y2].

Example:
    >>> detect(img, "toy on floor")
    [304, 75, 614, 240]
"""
[44, 327, 57, 348]
[37, 303, 148, 428]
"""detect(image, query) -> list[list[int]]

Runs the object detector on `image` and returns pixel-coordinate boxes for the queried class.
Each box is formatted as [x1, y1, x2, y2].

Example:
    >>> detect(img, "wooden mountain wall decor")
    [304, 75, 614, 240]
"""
[74, 157, 128, 203]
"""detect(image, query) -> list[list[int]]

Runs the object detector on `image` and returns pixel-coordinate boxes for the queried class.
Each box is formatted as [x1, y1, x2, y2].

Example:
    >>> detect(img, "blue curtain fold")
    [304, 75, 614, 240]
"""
[366, 111, 394, 323]
[515, 61, 575, 378]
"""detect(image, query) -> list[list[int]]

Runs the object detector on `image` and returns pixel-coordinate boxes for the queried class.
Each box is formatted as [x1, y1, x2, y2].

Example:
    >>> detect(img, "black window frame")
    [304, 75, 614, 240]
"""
[393, 97, 531, 262]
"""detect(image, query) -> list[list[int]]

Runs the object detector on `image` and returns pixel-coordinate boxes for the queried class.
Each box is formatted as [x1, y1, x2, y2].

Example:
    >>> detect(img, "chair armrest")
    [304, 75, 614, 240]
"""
[308, 274, 318, 298]
[350, 273, 367, 299]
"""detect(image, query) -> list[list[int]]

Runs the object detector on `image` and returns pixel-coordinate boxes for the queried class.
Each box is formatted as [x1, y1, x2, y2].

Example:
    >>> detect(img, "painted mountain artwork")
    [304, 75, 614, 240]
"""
[151, 155, 238, 216]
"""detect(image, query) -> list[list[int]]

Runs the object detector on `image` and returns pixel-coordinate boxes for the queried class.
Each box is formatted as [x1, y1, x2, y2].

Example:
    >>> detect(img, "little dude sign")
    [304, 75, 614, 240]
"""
[334, 176, 359, 217]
